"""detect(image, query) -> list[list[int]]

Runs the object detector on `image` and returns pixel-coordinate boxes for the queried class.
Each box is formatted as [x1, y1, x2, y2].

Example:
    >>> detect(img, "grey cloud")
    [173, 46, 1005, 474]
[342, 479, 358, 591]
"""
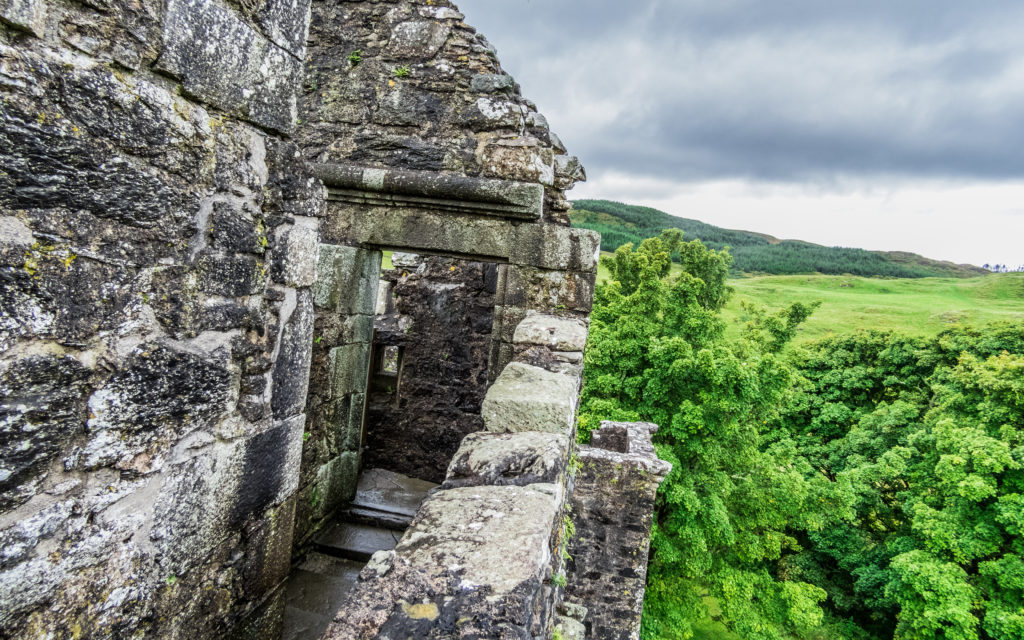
[456, 0, 1024, 184]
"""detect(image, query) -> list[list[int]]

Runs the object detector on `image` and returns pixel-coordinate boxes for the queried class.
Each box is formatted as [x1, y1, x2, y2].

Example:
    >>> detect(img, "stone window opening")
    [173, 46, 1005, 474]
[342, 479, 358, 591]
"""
[368, 342, 403, 402]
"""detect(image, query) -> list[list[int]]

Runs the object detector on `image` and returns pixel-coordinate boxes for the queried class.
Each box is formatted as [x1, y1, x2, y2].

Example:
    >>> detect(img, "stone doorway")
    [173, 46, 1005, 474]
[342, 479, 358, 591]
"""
[363, 252, 501, 483]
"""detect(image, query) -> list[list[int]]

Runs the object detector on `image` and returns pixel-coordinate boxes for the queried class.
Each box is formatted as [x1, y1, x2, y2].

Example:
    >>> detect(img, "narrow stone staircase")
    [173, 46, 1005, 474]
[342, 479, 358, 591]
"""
[280, 469, 437, 640]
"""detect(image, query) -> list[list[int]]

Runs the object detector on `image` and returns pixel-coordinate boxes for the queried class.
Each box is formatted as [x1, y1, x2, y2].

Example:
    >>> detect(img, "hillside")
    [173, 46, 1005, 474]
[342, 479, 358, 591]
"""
[572, 199, 988, 278]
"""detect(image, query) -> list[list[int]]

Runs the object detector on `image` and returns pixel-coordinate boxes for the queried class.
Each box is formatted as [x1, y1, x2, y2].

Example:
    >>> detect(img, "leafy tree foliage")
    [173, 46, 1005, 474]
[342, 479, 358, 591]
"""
[778, 324, 1024, 640]
[579, 233, 828, 639]
[579, 230, 1024, 639]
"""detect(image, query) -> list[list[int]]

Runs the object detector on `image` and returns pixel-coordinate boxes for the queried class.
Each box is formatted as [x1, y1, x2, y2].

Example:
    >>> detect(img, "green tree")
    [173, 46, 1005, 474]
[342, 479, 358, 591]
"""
[580, 232, 830, 639]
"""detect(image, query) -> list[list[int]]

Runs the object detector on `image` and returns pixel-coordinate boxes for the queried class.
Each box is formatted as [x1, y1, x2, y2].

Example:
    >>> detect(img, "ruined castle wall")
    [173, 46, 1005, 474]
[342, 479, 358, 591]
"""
[564, 423, 672, 640]
[293, 0, 598, 551]
[0, 2, 322, 637]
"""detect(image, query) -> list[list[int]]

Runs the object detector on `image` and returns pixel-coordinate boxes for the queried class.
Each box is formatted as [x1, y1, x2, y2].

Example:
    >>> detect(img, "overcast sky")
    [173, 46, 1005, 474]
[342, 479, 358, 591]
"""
[456, 0, 1024, 268]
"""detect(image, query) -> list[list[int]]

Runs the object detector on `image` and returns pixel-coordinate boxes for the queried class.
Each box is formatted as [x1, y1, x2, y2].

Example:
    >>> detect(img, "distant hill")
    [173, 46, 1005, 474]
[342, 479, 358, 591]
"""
[571, 199, 988, 279]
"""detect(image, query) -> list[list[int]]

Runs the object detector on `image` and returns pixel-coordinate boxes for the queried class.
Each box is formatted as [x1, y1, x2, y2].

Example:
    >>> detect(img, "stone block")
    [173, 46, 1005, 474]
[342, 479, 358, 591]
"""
[399, 484, 560, 593]
[513, 312, 588, 352]
[326, 204, 515, 262]
[0, 0, 46, 36]
[83, 341, 231, 470]
[157, 0, 301, 133]
[482, 362, 579, 435]
[313, 244, 380, 314]
[390, 252, 422, 268]
[230, 416, 305, 526]
[198, 253, 265, 297]
[442, 432, 569, 489]
[271, 289, 314, 420]
[482, 144, 554, 186]
[511, 225, 601, 273]
[386, 20, 451, 59]
[253, 0, 311, 59]
[373, 85, 446, 127]
[272, 221, 319, 288]
[210, 201, 264, 255]
[0, 355, 89, 512]
[333, 392, 365, 453]
[375, 280, 392, 315]
[503, 266, 596, 313]
[328, 343, 370, 397]
[324, 484, 562, 638]
[0, 216, 33, 266]
[317, 451, 359, 515]
[470, 73, 514, 94]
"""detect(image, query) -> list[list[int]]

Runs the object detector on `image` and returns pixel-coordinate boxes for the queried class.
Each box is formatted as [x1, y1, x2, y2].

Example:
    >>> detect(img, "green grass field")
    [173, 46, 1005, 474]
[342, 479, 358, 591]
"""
[596, 253, 1024, 344]
[723, 272, 1024, 344]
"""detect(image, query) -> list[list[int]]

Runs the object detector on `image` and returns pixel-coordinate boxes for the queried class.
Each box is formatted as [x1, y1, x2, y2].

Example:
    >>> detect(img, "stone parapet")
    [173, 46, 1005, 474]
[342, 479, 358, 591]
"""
[564, 422, 672, 640]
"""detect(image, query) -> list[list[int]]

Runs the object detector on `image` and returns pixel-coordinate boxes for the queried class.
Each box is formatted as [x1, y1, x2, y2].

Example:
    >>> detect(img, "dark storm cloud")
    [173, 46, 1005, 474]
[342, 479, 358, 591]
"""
[455, 0, 1024, 183]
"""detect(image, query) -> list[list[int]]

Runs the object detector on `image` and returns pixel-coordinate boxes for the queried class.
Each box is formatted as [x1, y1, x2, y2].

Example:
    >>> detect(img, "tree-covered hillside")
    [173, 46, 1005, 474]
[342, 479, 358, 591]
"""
[571, 199, 988, 278]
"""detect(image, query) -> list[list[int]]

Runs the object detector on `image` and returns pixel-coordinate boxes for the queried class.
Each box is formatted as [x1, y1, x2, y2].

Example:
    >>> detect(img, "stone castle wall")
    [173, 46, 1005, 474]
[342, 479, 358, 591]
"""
[1, 1, 320, 638]
[0, 1, 664, 638]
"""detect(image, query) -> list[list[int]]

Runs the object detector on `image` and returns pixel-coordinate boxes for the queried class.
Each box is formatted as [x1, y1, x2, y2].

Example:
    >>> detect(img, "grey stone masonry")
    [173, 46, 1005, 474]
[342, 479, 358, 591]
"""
[0, 0, 318, 637]
[482, 362, 580, 434]
[565, 422, 672, 640]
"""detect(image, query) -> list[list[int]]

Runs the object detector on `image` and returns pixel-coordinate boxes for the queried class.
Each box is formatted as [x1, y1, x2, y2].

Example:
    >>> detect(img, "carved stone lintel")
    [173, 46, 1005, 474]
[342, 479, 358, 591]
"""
[314, 162, 543, 220]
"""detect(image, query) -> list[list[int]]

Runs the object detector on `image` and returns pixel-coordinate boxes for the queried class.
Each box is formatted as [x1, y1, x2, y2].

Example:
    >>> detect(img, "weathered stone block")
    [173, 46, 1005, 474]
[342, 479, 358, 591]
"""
[0, 355, 89, 512]
[0, 0, 46, 36]
[400, 484, 560, 593]
[157, 0, 301, 133]
[503, 265, 596, 313]
[386, 20, 451, 59]
[443, 432, 569, 489]
[470, 73, 514, 94]
[513, 312, 588, 352]
[253, 0, 311, 59]
[313, 244, 381, 314]
[328, 343, 371, 397]
[333, 392, 365, 453]
[325, 203, 516, 262]
[199, 253, 266, 297]
[271, 289, 314, 419]
[230, 415, 304, 526]
[482, 362, 579, 434]
[324, 484, 562, 638]
[373, 85, 446, 127]
[272, 220, 319, 288]
[511, 225, 601, 273]
[83, 342, 231, 471]
[482, 143, 554, 186]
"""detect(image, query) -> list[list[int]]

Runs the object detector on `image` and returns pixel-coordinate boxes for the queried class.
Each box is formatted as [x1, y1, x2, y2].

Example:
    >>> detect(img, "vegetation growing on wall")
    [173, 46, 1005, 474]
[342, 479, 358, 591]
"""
[580, 230, 1024, 639]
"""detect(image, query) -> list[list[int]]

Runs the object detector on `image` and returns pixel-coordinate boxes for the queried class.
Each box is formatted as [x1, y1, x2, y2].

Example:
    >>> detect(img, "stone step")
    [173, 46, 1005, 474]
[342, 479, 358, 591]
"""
[280, 554, 363, 640]
[353, 467, 438, 515]
[341, 504, 414, 531]
[314, 522, 403, 562]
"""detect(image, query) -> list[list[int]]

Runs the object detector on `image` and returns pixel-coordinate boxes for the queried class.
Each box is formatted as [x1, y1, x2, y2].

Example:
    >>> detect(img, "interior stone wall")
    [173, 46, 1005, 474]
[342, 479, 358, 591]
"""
[0, 1, 322, 638]
[363, 254, 497, 483]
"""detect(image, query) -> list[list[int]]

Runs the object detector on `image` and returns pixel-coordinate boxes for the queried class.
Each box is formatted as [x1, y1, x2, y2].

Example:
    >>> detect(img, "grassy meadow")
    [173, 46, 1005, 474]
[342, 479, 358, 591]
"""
[596, 253, 1024, 344]
[723, 272, 1024, 344]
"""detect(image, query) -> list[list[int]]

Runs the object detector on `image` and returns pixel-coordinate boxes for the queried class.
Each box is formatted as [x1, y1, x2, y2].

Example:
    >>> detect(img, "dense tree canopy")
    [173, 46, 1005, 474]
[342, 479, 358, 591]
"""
[579, 232, 1024, 639]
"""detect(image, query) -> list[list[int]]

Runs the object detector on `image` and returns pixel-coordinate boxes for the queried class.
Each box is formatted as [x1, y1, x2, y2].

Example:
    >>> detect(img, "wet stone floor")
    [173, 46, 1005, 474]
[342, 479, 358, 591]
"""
[280, 469, 437, 640]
